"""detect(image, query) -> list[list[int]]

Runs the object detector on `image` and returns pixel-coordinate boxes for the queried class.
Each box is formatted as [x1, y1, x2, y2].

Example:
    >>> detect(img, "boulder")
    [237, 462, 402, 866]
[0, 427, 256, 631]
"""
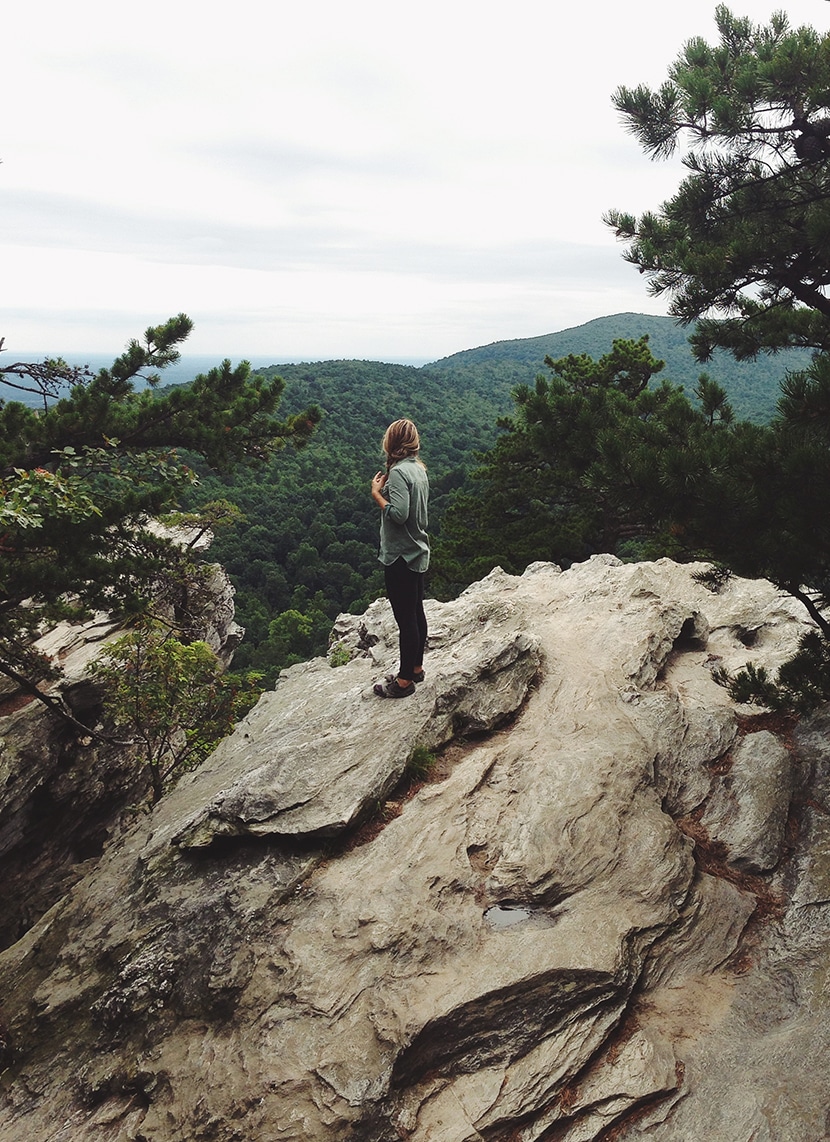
[0, 557, 826, 1142]
[174, 569, 541, 848]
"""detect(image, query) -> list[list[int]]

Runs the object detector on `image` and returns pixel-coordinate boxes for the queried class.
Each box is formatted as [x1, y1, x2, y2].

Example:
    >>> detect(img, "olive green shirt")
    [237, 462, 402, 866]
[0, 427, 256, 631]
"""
[379, 457, 430, 572]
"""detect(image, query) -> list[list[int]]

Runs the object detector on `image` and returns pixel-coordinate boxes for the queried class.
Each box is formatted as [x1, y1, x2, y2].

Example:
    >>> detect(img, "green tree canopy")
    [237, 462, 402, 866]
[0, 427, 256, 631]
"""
[605, 5, 830, 361]
[0, 315, 320, 711]
[436, 335, 830, 650]
[433, 337, 702, 595]
[91, 622, 261, 803]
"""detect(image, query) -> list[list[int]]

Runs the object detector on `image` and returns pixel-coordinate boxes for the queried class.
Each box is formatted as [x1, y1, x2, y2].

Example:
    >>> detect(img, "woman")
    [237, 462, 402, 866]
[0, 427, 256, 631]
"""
[370, 418, 430, 698]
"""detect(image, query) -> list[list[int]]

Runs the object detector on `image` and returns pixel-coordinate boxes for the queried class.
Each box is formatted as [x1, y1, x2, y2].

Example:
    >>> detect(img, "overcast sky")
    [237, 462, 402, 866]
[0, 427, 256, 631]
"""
[3, 0, 827, 362]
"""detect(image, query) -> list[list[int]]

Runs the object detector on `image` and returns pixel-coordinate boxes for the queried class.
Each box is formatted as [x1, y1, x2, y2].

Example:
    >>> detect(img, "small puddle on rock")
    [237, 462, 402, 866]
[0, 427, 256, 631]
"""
[484, 903, 532, 929]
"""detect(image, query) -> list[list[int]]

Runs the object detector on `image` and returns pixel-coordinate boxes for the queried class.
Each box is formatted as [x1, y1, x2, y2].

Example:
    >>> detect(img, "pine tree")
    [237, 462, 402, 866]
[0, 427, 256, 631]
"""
[601, 5, 830, 706]
[604, 5, 830, 361]
[0, 315, 320, 714]
[433, 338, 701, 594]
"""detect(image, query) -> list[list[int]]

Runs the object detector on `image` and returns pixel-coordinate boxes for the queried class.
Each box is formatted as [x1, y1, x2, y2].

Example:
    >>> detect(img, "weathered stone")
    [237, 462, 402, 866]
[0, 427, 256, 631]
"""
[174, 579, 542, 847]
[644, 690, 737, 817]
[652, 871, 757, 984]
[0, 561, 244, 951]
[700, 730, 794, 873]
[0, 557, 826, 1142]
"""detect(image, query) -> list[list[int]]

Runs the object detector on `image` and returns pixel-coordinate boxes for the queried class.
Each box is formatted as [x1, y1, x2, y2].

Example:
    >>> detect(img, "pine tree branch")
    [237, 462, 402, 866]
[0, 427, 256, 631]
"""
[779, 275, 830, 320]
[786, 586, 830, 641]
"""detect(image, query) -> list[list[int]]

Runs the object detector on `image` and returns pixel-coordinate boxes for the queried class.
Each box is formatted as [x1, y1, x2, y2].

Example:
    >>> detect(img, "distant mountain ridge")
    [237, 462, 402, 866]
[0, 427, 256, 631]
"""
[9, 313, 812, 423]
[424, 312, 814, 423]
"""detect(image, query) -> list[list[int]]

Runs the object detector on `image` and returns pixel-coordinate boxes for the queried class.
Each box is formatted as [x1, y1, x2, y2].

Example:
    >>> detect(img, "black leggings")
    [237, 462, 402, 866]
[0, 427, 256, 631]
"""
[384, 557, 427, 680]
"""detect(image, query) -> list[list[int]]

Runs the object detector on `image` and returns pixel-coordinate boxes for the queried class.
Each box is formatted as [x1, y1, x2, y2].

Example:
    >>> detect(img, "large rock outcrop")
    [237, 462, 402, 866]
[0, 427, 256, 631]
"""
[0, 557, 828, 1141]
[0, 561, 243, 951]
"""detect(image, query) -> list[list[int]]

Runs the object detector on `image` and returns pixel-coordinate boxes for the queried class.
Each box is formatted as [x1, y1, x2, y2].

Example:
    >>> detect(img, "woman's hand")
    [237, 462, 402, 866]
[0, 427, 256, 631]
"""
[371, 471, 388, 507]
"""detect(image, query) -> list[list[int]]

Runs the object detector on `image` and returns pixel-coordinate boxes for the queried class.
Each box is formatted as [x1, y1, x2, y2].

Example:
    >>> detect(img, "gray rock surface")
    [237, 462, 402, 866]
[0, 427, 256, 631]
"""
[174, 576, 541, 847]
[0, 557, 827, 1142]
[0, 561, 243, 950]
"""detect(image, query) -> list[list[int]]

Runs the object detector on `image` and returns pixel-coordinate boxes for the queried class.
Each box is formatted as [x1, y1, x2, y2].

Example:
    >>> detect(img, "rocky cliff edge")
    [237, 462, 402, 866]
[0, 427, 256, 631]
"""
[0, 556, 828, 1141]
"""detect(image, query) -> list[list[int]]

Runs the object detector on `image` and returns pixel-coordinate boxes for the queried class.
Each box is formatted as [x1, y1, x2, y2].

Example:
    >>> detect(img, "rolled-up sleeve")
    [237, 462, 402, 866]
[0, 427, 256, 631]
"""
[385, 468, 411, 524]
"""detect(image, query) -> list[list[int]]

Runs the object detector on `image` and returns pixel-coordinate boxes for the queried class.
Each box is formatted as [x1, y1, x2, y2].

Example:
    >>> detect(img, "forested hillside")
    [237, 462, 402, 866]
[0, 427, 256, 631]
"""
[192, 313, 810, 679]
[193, 358, 506, 679]
[429, 312, 812, 423]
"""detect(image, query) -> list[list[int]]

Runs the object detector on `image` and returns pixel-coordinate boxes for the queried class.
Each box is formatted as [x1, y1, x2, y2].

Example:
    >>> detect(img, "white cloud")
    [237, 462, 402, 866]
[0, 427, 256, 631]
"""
[2, 0, 827, 357]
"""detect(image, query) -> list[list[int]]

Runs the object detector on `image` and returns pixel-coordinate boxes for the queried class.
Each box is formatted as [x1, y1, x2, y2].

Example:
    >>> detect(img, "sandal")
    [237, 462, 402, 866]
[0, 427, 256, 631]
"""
[374, 678, 416, 698]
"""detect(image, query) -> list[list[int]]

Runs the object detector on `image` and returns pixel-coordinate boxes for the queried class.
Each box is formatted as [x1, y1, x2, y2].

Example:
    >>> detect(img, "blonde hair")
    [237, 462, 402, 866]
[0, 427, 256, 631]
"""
[382, 418, 423, 473]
